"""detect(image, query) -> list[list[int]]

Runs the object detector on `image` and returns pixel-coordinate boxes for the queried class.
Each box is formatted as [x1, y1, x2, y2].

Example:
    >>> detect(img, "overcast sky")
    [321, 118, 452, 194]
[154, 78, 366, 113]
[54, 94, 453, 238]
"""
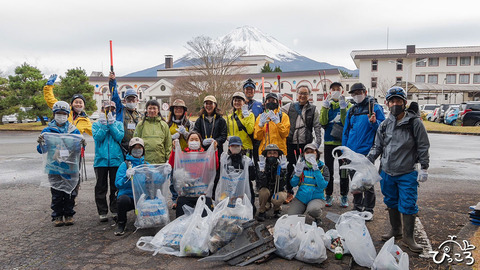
[1, 0, 479, 77]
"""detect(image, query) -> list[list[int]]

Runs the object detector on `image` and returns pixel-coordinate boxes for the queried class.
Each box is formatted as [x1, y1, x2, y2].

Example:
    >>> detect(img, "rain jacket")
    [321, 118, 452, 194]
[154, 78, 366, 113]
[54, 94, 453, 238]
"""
[92, 120, 124, 167]
[319, 100, 352, 145]
[43, 85, 92, 136]
[134, 116, 172, 164]
[168, 116, 191, 151]
[115, 154, 147, 199]
[226, 109, 255, 150]
[253, 109, 290, 156]
[282, 102, 322, 145]
[342, 96, 385, 155]
[367, 111, 430, 176]
[290, 160, 330, 205]
[193, 113, 228, 157]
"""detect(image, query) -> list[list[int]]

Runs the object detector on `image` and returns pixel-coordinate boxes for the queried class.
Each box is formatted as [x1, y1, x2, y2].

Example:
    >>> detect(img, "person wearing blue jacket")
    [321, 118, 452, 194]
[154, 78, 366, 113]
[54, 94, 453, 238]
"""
[114, 137, 147, 236]
[287, 144, 330, 225]
[37, 101, 83, 227]
[243, 78, 263, 168]
[92, 101, 124, 222]
[342, 83, 385, 218]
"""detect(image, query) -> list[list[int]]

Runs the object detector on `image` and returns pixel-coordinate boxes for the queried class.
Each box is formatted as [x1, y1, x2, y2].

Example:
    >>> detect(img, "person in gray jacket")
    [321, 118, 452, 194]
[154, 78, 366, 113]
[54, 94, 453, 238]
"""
[367, 86, 430, 254]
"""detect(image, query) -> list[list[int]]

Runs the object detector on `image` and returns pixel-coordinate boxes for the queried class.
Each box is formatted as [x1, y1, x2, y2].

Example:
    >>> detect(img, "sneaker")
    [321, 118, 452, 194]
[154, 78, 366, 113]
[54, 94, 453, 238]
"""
[99, 214, 108, 222]
[53, 216, 64, 227]
[340, 196, 349, 208]
[273, 210, 281, 219]
[284, 193, 294, 204]
[325, 195, 334, 207]
[256, 212, 266, 222]
[64, 216, 74, 226]
[114, 222, 126, 236]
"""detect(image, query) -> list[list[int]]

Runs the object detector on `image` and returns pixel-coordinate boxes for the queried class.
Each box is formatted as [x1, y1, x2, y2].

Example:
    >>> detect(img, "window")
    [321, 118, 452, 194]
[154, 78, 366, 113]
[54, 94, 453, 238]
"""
[371, 77, 377, 88]
[160, 85, 166, 91]
[428, 58, 439, 66]
[459, 74, 470, 84]
[473, 74, 480, 84]
[428, 75, 438, 84]
[416, 58, 427, 67]
[415, 75, 425, 83]
[460, 57, 471, 66]
[474, 56, 480, 65]
[445, 94, 448, 100]
[371, 60, 378, 71]
[396, 77, 402, 84]
[396, 59, 403, 71]
[446, 74, 456, 84]
[447, 57, 457, 66]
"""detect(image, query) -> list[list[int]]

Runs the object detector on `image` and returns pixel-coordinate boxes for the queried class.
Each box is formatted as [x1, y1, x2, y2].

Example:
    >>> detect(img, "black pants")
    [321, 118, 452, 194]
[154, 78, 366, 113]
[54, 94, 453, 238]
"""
[349, 170, 376, 213]
[94, 167, 119, 215]
[117, 195, 135, 223]
[286, 143, 306, 194]
[176, 196, 214, 218]
[324, 144, 349, 196]
[51, 188, 76, 220]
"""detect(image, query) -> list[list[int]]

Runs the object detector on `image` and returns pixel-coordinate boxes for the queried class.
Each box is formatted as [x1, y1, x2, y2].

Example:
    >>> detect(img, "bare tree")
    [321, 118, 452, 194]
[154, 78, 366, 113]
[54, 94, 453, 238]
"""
[172, 36, 246, 113]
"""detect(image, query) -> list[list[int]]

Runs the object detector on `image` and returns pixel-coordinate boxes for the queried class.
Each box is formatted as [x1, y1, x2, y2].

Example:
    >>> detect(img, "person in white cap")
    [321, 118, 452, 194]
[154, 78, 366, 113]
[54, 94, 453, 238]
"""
[226, 92, 255, 157]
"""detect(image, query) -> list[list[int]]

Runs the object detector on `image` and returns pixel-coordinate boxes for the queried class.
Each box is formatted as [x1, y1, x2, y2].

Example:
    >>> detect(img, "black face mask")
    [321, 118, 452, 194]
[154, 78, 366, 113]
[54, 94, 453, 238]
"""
[390, 105, 405, 117]
[266, 157, 278, 165]
[266, 102, 278, 111]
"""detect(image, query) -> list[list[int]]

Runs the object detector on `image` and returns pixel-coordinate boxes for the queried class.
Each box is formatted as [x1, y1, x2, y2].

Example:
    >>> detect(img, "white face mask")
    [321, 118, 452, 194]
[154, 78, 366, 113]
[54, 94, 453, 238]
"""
[131, 148, 143, 158]
[305, 154, 317, 165]
[55, 114, 68, 125]
[331, 91, 341, 100]
[230, 146, 242, 154]
[125, 102, 137, 110]
[352, 94, 366, 104]
[188, 141, 201, 150]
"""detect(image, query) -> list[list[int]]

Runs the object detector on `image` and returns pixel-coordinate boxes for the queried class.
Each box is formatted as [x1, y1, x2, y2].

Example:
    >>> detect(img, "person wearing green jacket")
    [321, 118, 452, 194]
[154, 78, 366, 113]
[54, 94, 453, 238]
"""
[134, 100, 172, 164]
[319, 82, 352, 208]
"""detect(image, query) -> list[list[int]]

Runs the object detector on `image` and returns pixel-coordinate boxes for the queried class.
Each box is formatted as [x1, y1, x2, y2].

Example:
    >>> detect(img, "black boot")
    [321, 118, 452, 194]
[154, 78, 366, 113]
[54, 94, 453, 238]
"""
[402, 214, 423, 253]
[114, 222, 126, 236]
[381, 208, 403, 241]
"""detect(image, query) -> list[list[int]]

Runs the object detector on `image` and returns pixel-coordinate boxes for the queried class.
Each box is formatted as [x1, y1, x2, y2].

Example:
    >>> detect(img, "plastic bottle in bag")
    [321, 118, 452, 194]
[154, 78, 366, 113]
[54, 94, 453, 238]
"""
[335, 246, 344, 260]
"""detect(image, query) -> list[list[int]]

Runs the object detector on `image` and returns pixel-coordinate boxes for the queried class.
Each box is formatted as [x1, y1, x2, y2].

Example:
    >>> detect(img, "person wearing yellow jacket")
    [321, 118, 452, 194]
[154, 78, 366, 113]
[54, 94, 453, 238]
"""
[167, 99, 191, 151]
[226, 92, 255, 155]
[43, 74, 92, 136]
[254, 93, 290, 157]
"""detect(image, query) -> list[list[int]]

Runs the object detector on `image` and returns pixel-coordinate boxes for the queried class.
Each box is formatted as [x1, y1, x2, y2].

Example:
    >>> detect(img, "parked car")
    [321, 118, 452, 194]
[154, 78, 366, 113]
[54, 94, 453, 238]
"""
[420, 104, 440, 116]
[444, 106, 460, 125]
[435, 104, 457, 123]
[430, 108, 440, 122]
[1, 107, 36, 124]
[459, 101, 480, 126]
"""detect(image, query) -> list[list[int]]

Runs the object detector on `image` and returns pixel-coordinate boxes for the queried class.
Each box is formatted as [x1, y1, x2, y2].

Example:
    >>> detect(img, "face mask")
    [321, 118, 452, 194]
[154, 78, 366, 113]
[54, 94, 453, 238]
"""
[131, 148, 143, 158]
[188, 141, 200, 150]
[266, 157, 278, 165]
[331, 91, 341, 100]
[266, 102, 278, 111]
[55, 114, 68, 125]
[390, 105, 405, 117]
[305, 154, 317, 165]
[230, 146, 242, 154]
[73, 107, 83, 113]
[125, 102, 136, 110]
[352, 94, 365, 104]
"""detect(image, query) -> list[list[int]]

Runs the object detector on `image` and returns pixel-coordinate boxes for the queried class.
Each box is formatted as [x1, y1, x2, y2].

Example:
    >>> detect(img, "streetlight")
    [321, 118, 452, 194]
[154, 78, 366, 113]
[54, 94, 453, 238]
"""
[389, 58, 428, 98]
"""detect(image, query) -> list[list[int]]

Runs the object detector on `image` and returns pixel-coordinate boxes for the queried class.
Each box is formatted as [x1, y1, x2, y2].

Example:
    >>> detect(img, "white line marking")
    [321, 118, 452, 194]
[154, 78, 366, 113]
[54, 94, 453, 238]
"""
[416, 217, 434, 258]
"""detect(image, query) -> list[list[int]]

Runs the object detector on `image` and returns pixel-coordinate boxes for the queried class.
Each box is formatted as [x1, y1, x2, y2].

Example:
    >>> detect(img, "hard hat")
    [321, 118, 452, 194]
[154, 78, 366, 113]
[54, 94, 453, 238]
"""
[262, 144, 284, 156]
[52, 101, 70, 114]
[385, 86, 407, 101]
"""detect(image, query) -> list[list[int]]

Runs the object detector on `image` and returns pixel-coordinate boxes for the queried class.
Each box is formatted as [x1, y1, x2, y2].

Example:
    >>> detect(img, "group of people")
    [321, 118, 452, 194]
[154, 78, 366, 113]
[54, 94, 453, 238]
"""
[36, 74, 430, 253]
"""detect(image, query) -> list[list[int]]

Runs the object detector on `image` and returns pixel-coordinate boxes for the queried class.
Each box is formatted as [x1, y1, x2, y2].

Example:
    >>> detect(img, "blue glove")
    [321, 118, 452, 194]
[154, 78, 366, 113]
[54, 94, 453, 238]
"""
[46, 74, 57, 86]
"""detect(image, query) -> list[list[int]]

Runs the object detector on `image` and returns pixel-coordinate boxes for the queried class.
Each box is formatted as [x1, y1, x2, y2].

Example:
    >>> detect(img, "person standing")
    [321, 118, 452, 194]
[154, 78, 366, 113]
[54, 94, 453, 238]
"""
[319, 82, 352, 207]
[367, 87, 430, 253]
[281, 85, 322, 203]
[226, 92, 255, 156]
[342, 83, 385, 219]
[243, 79, 263, 166]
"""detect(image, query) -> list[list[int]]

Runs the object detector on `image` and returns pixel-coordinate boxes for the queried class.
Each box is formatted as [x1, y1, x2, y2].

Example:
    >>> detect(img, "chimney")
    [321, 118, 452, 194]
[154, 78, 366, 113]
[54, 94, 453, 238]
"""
[406, 45, 415, 54]
[165, 55, 173, 69]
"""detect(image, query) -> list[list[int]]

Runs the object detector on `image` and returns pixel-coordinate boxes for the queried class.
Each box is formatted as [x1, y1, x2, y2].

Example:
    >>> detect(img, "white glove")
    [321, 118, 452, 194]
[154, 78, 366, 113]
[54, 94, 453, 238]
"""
[203, 138, 214, 146]
[107, 112, 115, 125]
[279, 155, 288, 169]
[293, 159, 305, 176]
[268, 110, 280, 124]
[98, 113, 107, 125]
[258, 155, 266, 172]
[37, 134, 45, 144]
[241, 104, 249, 118]
[259, 113, 269, 127]
[322, 95, 331, 108]
[171, 133, 180, 140]
[176, 125, 188, 137]
[339, 95, 347, 109]
[126, 168, 135, 178]
[164, 164, 172, 175]
[417, 169, 428, 182]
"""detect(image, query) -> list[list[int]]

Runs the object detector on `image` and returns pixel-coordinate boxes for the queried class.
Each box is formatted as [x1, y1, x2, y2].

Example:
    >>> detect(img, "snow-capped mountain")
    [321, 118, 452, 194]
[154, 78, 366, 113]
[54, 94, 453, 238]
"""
[125, 26, 357, 77]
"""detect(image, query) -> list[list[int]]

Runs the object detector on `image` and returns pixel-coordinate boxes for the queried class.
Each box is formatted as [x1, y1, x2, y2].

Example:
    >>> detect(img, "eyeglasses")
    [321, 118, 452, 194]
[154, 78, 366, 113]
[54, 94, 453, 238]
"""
[298, 92, 309, 96]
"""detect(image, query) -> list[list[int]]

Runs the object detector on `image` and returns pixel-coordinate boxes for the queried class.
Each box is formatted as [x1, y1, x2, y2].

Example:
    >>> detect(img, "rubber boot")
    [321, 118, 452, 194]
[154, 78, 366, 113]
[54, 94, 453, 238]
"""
[381, 208, 403, 241]
[402, 214, 423, 253]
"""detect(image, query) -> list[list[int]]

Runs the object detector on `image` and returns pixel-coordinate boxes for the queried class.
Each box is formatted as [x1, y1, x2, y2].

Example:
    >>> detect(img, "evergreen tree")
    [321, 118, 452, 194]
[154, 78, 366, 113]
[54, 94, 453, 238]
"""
[0, 75, 19, 125]
[261, 63, 273, 73]
[54, 68, 97, 113]
[273, 66, 282, 72]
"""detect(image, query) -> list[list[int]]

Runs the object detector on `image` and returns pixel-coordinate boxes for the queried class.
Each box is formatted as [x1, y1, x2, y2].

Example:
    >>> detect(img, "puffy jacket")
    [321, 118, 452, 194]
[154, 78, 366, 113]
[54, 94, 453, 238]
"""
[92, 120, 124, 167]
[282, 102, 322, 145]
[168, 118, 191, 151]
[115, 154, 147, 199]
[226, 110, 255, 150]
[320, 100, 352, 145]
[256, 163, 287, 192]
[253, 109, 290, 156]
[193, 113, 228, 157]
[134, 116, 172, 164]
[367, 111, 430, 176]
[342, 96, 385, 155]
[246, 99, 264, 118]
[290, 160, 329, 205]
[43, 85, 92, 136]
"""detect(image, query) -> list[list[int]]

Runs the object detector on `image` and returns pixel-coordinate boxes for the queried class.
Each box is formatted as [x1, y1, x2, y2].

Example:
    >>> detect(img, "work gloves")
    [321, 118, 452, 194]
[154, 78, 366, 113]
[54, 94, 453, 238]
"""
[46, 74, 57, 86]
[107, 112, 115, 125]
[171, 133, 180, 140]
[293, 159, 305, 177]
[322, 95, 331, 109]
[258, 155, 266, 172]
[268, 111, 280, 124]
[98, 113, 107, 125]
[37, 134, 45, 144]
[241, 104, 250, 118]
[339, 96, 347, 109]
[418, 169, 428, 182]
[279, 155, 288, 169]
[203, 138, 214, 147]
[176, 125, 189, 137]
[126, 168, 135, 179]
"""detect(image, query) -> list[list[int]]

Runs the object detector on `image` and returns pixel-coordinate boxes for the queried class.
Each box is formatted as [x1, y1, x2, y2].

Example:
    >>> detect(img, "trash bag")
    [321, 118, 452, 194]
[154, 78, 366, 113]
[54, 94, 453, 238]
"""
[295, 225, 327, 264]
[208, 194, 253, 253]
[273, 214, 306, 260]
[372, 237, 409, 270]
[324, 229, 350, 254]
[336, 211, 376, 268]
[41, 132, 83, 194]
[132, 164, 170, 229]
[333, 146, 382, 194]
[173, 140, 216, 197]
[136, 205, 194, 256]
[215, 152, 251, 206]
[180, 195, 214, 257]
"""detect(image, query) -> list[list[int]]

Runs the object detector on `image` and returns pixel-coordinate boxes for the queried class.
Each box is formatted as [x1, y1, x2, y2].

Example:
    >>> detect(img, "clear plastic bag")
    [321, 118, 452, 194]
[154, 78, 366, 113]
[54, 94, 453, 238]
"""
[180, 195, 214, 257]
[215, 152, 252, 206]
[273, 214, 306, 260]
[372, 237, 409, 270]
[295, 225, 327, 264]
[333, 146, 382, 194]
[41, 132, 83, 194]
[173, 140, 216, 197]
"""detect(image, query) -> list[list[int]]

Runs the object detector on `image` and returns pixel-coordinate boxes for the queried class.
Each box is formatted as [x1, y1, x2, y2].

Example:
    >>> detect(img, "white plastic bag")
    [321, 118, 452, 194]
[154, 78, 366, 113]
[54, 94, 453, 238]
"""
[180, 195, 214, 257]
[324, 229, 350, 254]
[273, 214, 305, 260]
[295, 225, 327, 264]
[336, 211, 376, 268]
[372, 237, 409, 270]
[215, 152, 251, 206]
[333, 146, 382, 194]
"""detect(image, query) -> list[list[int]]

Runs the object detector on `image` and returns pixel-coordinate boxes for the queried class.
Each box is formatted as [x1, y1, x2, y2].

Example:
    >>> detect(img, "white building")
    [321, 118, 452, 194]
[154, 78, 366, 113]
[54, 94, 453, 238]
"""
[351, 45, 480, 104]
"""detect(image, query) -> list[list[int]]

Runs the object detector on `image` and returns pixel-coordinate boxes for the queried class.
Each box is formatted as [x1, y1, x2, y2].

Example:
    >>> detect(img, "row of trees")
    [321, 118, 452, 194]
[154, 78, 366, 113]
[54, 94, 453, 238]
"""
[0, 65, 96, 125]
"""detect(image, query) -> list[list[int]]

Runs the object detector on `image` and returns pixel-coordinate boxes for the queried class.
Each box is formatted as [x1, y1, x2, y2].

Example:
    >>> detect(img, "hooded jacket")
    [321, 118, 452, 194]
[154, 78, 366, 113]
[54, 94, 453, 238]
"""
[319, 100, 352, 145]
[115, 154, 147, 199]
[253, 109, 290, 156]
[226, 110, 255, 150]
[92, 120, 124, 167]
[290, 160, 330, 205]
[134, 116, 172, 164]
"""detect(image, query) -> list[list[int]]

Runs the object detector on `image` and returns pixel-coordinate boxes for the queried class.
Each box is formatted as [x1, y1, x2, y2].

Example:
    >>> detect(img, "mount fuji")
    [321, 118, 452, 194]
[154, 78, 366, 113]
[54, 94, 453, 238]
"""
[125, 26, 357, 77]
